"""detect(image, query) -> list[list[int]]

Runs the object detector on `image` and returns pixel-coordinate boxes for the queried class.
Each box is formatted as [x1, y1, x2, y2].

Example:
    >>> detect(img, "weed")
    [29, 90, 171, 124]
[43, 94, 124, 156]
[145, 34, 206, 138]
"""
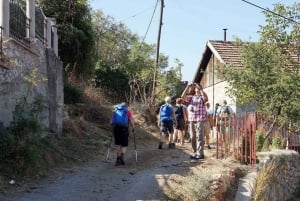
[0, 97, 45, 178]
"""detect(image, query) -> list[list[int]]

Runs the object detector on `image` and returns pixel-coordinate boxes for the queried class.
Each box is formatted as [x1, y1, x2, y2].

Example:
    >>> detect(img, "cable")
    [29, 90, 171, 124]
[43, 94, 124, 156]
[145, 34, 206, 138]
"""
[120, 1, 159, 42]
[123, 6, 156, 21]
[241, 0, 300, 25]
[142, 0, 159, 42]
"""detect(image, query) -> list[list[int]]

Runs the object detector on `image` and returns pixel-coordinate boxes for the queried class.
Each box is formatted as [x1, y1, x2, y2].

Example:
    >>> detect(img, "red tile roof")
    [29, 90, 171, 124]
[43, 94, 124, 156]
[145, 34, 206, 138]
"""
[192, 40, 300, 84]
[208, 40, 243, 69]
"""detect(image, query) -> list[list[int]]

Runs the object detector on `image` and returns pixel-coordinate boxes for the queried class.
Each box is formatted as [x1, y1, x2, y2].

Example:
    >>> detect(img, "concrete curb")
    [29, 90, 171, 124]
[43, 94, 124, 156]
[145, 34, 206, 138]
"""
[235, 170, 257, 201]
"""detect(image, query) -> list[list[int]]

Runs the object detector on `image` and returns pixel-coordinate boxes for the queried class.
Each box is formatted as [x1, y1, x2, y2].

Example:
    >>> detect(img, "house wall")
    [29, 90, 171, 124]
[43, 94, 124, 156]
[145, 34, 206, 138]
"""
[201, 54, 236, 112]
[0, 38, 63, 135]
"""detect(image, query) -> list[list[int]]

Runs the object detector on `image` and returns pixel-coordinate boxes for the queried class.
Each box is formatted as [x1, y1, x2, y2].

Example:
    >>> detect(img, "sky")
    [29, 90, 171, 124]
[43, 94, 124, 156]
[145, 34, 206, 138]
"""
[89, 0, 297, 82]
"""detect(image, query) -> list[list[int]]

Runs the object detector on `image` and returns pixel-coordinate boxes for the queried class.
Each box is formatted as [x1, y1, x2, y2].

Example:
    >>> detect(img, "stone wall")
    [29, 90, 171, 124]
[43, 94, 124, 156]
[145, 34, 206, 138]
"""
[0, 37, 63, 135]
[254, 150, 300, 201]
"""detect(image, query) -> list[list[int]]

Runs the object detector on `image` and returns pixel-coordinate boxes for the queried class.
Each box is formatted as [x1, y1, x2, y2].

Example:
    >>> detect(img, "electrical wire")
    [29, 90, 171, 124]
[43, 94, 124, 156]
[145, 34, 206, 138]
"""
[142, 0, 159, 42]
[123, 6, 155, 21]
[120, 1, 159, 42]
[241, 0, 300, 25]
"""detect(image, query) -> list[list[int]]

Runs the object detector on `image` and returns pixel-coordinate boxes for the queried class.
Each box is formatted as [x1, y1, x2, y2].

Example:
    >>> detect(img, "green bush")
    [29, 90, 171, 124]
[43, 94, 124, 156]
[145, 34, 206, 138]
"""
[255, 130, 265, 152]
[272, 135, 285, 149]
[64, 83, 83, 104]
[0, 128, 13, 159]
[0, 98, 45, 177]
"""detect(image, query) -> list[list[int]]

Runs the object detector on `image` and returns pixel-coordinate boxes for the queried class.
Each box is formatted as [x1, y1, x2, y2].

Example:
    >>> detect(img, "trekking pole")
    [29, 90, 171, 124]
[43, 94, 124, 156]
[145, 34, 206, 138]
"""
[104, 134, 113, 162]
[133, 128, 137, 162]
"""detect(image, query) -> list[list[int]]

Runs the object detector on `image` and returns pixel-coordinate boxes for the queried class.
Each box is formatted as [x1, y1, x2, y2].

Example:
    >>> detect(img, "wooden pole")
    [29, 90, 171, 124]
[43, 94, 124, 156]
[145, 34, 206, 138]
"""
[151, 0, 164, 106]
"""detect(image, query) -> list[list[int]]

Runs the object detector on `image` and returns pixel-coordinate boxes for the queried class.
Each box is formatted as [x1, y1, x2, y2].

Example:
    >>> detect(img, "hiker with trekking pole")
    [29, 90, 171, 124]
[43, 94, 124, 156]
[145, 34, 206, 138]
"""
[110, 102, 135, 166]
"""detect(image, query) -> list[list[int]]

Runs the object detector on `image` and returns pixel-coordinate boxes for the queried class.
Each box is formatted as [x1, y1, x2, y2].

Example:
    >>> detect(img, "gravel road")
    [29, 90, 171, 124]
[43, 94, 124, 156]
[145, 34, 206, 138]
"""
[0, 142, 203, 201]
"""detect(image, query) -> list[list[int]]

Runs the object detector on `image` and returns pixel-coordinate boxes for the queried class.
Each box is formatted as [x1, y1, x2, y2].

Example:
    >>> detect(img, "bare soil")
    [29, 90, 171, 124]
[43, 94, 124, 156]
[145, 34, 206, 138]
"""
[0, 104, 251, 201]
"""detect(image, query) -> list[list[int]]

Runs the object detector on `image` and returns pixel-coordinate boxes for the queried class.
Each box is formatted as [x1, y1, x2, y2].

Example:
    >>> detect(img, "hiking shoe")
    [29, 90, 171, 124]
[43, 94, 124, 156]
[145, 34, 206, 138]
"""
[119, 158, 125, 165]
[115, 157, 122, 166]
[158, 142, 163, 149]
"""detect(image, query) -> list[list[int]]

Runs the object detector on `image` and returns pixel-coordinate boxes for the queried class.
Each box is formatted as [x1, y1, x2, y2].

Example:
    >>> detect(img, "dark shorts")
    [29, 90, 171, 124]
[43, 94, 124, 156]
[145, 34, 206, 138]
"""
[113, 125, 129, 146]
[176, 118, 185, 130]
[161, 120, 174, 135]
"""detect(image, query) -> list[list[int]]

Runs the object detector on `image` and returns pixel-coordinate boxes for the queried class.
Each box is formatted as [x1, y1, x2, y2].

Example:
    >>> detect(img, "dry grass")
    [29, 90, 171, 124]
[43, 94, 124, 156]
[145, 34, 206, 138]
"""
[163, 158, 244, 201]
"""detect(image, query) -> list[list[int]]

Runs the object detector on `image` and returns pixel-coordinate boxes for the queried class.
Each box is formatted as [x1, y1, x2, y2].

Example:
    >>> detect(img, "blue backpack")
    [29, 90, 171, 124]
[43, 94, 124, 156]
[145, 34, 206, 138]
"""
[112, 103, 129, 126]
[160, 104, 172, 121]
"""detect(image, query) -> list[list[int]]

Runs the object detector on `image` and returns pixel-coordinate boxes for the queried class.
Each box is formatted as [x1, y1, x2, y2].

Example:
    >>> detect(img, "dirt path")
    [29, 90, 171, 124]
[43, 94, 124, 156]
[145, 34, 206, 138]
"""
[0, 141, 212, 201]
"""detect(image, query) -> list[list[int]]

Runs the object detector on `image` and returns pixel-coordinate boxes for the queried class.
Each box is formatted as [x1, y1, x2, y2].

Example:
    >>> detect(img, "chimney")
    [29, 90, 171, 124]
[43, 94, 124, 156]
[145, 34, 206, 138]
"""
[223, 28, 227, 42]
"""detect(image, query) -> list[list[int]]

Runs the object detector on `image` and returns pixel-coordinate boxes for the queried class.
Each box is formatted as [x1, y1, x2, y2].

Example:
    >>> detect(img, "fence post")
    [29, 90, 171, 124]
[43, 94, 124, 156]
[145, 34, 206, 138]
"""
[52, 19, 58, 56]
[26, 0, 35, 39]
[46, 18, 51, 48]
[0, 0, 9, 37]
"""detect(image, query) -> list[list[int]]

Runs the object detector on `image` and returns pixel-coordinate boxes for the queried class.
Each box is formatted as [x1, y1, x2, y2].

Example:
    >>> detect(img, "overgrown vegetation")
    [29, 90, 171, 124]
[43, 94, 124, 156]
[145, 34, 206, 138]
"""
[255, 129, 265, 152]
[64, 83, 84, 104]
[37, 0, 185, 108]
[271, 134, 286, 149]
[0, 97, 45, 178]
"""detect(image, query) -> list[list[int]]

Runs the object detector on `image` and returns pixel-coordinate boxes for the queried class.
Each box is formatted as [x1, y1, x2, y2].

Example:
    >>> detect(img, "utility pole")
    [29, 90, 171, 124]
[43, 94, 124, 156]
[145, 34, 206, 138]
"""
[151, 0, 164, 106]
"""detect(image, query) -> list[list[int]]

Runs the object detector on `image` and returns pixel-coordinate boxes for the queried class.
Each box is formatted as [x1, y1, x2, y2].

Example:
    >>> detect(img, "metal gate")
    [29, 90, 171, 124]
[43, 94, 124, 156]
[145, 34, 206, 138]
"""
[215, 112, 300, 165]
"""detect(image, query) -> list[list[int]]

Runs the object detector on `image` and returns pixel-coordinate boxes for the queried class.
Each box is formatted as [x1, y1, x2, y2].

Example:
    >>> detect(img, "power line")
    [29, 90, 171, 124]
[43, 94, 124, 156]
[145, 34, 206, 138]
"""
[241, 0, 300, 25]
[123, 6, 156, 21]
[121, 1, 159, 42]
[142, 0, 159, 42]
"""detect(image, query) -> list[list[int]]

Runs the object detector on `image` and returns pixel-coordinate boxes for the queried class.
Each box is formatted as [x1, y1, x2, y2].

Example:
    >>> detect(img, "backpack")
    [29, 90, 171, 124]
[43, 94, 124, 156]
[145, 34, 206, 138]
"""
[112, 103, 129, 126]
[220, 105, 230, 118]
[175, 105, 183, 120]
[160, 104, 172, 121]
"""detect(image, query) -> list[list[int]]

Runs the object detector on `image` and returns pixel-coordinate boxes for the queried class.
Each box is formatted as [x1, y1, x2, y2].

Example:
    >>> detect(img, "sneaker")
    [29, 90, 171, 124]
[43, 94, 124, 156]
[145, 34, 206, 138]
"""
[158, 142, 163, 149]
[190, 153, 196, 159]
[195, 154, 204, 160]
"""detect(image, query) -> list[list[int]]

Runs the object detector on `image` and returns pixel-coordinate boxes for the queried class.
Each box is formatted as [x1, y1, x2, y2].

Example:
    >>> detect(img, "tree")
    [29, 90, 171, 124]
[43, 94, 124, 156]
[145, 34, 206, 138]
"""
[156, 58, 184, 101]
[37, 1, 184, 106]
[223, 3, 300, 131]
[92, 10, 183, 105]
[37, 0, 96, 78]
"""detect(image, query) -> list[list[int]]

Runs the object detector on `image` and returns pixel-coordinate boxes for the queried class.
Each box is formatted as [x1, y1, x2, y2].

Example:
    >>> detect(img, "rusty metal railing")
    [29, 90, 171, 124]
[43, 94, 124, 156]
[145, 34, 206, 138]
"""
[216, 112, 256, 165]
[216, 112, 300, 165]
